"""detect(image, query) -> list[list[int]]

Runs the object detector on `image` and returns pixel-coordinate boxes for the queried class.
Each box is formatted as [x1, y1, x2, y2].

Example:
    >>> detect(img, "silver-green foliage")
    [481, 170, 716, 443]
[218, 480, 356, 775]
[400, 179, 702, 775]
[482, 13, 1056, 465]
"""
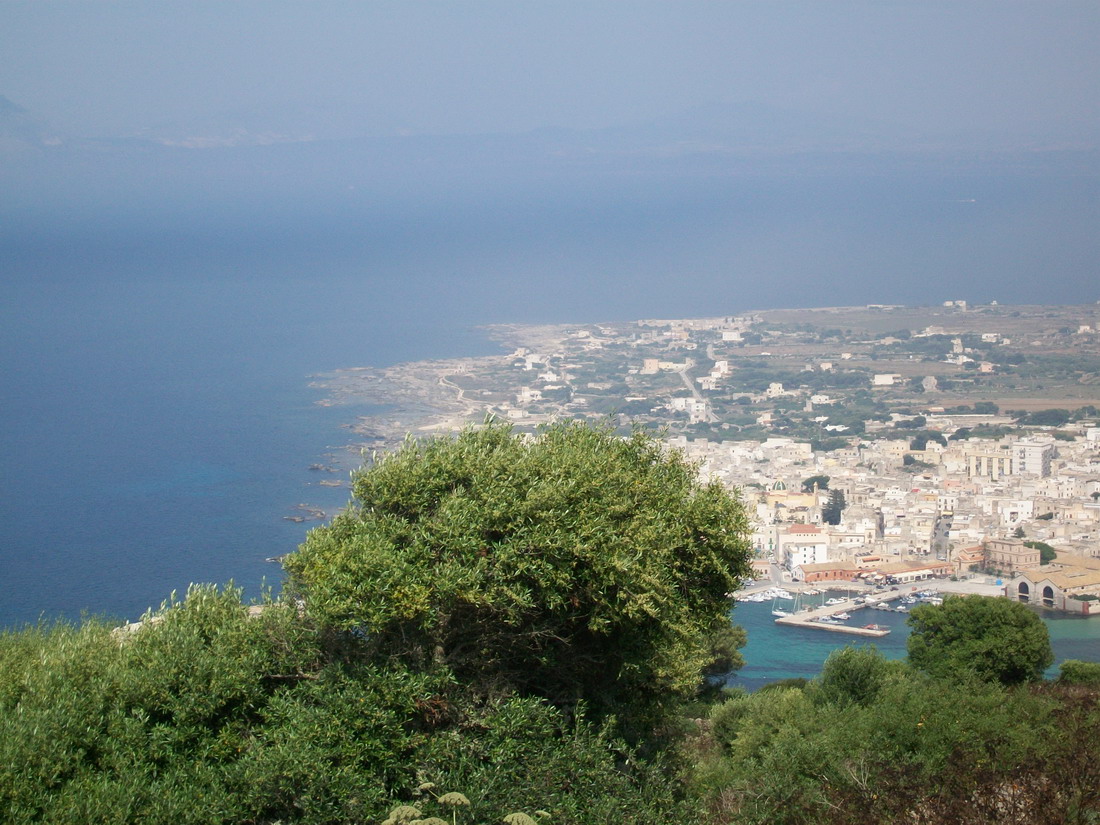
[0, 588, 692, 824]
[413, 694, 696, 824]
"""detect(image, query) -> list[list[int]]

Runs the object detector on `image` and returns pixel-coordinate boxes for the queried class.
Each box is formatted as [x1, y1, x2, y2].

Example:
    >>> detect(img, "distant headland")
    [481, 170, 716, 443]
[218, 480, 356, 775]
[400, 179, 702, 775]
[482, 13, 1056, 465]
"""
[310, 302, 1100, 454]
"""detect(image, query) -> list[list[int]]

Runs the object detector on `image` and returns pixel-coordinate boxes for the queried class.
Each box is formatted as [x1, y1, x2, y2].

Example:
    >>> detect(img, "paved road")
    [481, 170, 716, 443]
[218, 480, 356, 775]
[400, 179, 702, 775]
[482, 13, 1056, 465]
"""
[676, 359, 720, 422]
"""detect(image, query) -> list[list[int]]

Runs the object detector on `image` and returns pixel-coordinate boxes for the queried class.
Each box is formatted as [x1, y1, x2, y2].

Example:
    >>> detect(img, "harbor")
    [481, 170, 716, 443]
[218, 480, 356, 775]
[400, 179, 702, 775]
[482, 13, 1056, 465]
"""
[734, 582, 951, 638]
[727, 588, 1100, 693]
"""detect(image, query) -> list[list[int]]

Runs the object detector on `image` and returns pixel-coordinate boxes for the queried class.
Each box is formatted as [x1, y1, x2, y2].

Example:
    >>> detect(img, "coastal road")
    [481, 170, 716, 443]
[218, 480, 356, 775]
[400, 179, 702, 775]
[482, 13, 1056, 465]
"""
[435, 370, 488, 424]
[676, 359, 720, 423]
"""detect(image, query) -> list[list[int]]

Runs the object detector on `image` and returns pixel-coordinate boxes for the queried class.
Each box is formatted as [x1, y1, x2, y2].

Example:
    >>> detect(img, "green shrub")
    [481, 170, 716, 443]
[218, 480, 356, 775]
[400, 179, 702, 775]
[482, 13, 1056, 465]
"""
[1058, 659, 1100, 686]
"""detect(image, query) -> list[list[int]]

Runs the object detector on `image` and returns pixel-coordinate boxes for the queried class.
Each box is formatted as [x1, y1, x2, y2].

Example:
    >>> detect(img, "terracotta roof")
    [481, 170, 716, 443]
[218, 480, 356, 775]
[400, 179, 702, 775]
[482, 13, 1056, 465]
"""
[1027, 568, 1100, 591]
[1052, 554, 1100, 571]
[787, 524, 822, 534]
[955, 546, 986, 562]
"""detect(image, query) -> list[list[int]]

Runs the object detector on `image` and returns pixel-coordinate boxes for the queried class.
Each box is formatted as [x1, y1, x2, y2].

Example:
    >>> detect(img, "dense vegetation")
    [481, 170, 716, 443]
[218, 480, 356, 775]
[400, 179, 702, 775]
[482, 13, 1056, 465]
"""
[907, 595, 1053, 685]
[691, 648, 1100, 825]
[1, 422, 751, 823]
[684, 597, 1100, 824]
[0, 587, 692, 824]
[2, 422, 1099, 823]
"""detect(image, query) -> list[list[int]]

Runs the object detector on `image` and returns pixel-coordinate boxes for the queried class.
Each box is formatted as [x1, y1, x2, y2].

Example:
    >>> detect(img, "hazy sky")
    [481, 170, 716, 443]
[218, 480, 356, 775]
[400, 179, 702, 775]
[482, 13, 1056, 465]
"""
[2, 1, 1098, 142]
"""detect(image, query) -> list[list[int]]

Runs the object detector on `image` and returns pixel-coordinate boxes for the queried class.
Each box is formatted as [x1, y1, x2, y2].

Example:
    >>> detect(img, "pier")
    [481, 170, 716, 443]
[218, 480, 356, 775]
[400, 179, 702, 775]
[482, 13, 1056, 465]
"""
[779, 587, 944, 637]
[736, 584, 927, 638]
[774, 608, 892, 637]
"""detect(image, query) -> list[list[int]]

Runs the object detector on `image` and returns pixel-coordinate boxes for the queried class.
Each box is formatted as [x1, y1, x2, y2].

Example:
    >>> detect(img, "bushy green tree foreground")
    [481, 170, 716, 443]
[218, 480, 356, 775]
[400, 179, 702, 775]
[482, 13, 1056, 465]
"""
[907, 594, 1053, 685]
[5, 422, 1100, 825]
[285, 420, 753, 733]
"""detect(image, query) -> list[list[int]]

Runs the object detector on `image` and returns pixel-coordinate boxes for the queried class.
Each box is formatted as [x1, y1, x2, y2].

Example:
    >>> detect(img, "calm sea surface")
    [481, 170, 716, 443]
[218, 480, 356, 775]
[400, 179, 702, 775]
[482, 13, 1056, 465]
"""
[728, 596, 1100, 691]
[2, 166, 1099, 671]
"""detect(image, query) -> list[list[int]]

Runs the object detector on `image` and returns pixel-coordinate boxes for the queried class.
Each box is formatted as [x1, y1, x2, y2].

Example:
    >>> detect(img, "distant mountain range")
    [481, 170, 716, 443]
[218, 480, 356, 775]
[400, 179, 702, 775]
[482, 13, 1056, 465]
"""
[0, 94, 67, 148]
[2, 94, 1097, 213]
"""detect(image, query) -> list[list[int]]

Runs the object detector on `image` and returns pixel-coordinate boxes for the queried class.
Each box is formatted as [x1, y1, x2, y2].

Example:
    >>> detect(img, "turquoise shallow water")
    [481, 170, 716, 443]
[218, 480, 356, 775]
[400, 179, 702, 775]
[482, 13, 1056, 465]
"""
[726, 596, 1100, 691]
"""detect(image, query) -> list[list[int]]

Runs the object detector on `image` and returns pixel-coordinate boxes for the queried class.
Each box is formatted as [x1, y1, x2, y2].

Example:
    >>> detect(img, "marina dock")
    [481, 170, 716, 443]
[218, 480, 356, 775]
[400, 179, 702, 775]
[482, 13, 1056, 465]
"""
[736, 584, 929, 638]
[776, 592, 912, 636]
[774, 609, 892, 637]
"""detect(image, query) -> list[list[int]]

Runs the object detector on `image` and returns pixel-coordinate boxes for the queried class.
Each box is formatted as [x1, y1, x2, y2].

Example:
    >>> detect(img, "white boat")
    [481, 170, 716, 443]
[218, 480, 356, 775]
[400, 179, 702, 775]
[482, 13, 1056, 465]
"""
[825, 597, 845, 605]
[895, 605, 908, 612]
[771, 591, 792, 618]
[833, 612, 851, 620]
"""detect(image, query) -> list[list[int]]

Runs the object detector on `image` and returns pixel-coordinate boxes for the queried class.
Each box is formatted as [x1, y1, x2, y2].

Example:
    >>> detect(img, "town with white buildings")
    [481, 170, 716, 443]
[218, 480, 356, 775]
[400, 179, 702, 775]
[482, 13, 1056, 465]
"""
[323, 302, 1100, 614]
[671, 424, 1100, 614]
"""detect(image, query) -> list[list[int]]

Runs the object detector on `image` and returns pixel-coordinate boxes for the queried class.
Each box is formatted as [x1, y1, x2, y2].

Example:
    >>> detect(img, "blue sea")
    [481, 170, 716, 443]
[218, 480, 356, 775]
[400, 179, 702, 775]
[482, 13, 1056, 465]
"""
[727, 597, 1100, 691]
[3, 164, 1099, 671]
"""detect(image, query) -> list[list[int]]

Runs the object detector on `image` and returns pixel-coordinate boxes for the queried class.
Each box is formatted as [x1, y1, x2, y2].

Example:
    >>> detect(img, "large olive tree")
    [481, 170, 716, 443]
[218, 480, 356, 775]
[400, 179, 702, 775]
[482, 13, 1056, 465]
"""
[284, 421, 752, 729]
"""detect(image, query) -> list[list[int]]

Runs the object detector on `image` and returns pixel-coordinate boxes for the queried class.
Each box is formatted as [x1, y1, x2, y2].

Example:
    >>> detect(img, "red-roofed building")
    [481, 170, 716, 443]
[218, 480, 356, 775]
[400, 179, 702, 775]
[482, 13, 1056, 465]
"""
[778, 524, 828, 570]
[952, 544, 986, 577]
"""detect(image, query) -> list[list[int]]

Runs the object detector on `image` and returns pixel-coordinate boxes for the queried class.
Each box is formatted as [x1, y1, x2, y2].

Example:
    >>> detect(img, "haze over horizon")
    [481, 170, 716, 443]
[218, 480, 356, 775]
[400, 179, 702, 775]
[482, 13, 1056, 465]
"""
[2, 1, 1098, 146]
[3, 2, 1098, 312]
